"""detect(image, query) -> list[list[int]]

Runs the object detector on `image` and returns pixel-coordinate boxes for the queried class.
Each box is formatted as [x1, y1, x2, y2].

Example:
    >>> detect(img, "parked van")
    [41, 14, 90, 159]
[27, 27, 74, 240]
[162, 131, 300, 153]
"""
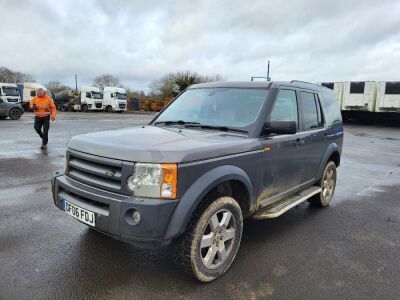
[79, 86, 103, 112]
[17, 82, 48, 111]
[375, 81, 400, 113]
[320, 82, 344, 107]
[341, 81, 377, 112]
[0, 83, 21, 103]
[102, 87, 127, 112]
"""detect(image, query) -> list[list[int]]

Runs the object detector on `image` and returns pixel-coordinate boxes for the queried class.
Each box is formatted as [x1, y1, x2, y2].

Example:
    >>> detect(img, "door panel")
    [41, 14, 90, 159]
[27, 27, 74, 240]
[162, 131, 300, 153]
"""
[258, 89, 304, 203]
[297, 91, 327, 183]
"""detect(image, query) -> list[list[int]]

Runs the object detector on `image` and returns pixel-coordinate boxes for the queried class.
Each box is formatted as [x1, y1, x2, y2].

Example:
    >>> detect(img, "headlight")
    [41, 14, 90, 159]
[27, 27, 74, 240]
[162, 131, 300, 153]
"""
[127, 163, 177, 199]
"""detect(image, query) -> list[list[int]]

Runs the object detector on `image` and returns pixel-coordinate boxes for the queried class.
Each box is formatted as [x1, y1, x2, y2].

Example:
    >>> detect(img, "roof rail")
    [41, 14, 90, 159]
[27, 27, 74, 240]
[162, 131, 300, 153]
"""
[290, 80, 320, 87]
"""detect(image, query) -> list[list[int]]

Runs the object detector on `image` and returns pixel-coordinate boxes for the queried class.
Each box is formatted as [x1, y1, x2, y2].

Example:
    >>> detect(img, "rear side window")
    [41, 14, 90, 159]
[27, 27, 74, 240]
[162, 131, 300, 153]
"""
[299, 92, 322, 130]
[350, 82, 365, 94]
[385, 82, 400, 95]
[269, 90, 298, 124]
[319, 89, 342, 126]
[322, 82, 334, 90]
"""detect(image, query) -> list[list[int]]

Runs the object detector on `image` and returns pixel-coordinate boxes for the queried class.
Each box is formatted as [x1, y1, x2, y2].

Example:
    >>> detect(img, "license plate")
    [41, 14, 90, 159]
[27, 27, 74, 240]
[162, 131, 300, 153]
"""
[61, 198, 95, 226]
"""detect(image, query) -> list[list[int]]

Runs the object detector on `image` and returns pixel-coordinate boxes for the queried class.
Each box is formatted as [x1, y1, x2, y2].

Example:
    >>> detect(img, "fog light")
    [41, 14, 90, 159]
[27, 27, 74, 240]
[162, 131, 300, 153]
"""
[131, 210, 141, 225]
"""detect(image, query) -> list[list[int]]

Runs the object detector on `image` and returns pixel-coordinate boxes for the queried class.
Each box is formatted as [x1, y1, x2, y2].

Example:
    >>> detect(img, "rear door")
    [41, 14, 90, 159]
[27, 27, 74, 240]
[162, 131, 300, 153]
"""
[297, 91, 326, 184]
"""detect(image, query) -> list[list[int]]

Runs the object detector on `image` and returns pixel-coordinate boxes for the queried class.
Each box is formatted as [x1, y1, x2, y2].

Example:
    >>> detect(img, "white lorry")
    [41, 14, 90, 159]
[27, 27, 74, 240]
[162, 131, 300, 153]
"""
[320, 82, 344, 107]
[79, 86, 103, 112]
[17, 82, 48, 111]
[102, 86, 127, 112]
[341, 81, 377, 112]
[375, 81, 400, 113]
[0, 83, 21, 103]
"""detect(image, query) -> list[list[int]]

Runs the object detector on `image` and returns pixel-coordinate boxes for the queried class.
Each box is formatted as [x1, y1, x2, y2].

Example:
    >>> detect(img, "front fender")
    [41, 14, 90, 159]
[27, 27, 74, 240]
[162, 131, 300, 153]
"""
[163, 165, 254, 240]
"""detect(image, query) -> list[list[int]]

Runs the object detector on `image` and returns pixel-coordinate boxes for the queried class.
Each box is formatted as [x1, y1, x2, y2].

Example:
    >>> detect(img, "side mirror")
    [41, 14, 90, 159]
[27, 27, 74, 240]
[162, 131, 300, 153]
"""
[264, 121, 297, 135]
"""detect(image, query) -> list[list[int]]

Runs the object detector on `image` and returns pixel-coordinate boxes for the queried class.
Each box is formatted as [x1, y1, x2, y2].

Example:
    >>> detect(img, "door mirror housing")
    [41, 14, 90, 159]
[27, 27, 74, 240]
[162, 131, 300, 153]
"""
[264, 121, 297, 135]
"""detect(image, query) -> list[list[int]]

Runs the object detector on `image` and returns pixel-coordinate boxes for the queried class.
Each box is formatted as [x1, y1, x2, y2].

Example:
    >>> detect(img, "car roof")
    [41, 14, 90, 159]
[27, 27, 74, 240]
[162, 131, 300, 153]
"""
[188, 80, 329, 92]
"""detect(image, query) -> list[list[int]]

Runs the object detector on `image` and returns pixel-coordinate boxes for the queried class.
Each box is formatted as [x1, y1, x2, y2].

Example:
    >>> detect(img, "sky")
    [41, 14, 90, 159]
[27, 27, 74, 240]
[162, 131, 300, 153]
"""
[1, 0, 399, 91]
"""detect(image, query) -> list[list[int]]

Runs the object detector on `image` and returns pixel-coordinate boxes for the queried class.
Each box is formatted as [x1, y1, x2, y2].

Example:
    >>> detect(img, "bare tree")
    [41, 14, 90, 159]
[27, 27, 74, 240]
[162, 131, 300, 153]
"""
[93, 74, 121, 89]
[0, 66, 35, 83]
[45, 80, 71, 94]
[149, 71, 224, 98]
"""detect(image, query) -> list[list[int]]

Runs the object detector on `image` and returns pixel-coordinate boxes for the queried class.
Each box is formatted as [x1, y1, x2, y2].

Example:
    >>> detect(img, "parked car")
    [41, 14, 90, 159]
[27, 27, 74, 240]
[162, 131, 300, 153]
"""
[52, 80, 343, 282]
[0, 98, 24, 120]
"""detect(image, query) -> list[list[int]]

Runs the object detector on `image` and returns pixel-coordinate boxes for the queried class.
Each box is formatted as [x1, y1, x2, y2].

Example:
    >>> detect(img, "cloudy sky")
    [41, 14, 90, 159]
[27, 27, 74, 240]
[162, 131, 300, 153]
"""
[1, 0, 399, 91]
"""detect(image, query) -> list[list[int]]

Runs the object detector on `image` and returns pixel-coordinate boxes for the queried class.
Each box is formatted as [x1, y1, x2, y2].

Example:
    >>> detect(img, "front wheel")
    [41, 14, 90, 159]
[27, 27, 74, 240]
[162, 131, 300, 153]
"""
[308, 161, 337, 207]
[81, 105, 89, 112]
[9, 108, 22, 120]
[175, 196, 243, 282]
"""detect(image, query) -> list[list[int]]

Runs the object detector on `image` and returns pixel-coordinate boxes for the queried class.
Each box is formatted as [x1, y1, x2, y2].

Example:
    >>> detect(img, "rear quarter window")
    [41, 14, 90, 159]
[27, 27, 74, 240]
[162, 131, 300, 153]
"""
[319, 89, 342, 126]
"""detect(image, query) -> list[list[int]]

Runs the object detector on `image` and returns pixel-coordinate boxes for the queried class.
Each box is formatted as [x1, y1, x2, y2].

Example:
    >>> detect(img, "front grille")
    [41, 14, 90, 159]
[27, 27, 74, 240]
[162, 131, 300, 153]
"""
[119, 104, 126, 110]
[95, 102, 102, 108]
[66, 150, 134, 195]
[7, 99, 18, 103]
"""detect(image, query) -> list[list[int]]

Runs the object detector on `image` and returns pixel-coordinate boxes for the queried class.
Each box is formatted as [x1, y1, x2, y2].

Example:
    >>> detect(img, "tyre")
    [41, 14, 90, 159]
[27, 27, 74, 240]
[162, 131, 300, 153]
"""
[105, 106, 113, 113]
[9, 108, 22, 120]
[68, 106, 74, 112]
[175, 196, 243, 282]
[81, 105, 89, 112]
[308, 161, 337, 207]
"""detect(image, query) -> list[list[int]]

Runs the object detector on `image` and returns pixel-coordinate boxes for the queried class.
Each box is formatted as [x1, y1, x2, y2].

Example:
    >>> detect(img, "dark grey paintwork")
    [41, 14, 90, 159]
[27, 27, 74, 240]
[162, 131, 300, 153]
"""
[52, 81, 343, 247]
[0, 99, 24, 118]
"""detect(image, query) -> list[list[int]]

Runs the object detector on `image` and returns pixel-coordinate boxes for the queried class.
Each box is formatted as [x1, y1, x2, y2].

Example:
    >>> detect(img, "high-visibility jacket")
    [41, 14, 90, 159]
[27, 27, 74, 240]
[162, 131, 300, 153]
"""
[30, 96, 57, 119]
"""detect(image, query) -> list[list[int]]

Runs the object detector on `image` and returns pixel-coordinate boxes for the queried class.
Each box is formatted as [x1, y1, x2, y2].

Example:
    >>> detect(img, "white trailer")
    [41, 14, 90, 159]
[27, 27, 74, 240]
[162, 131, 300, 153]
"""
[0, 83, 21, 103]
[341, 81, 377, 112]
[375, 81, 400, 113]
[80, 86, 103, 112]
[102, 86, 127, 112]
[320, 82, 344, 107]
[17, 82, 48, 110]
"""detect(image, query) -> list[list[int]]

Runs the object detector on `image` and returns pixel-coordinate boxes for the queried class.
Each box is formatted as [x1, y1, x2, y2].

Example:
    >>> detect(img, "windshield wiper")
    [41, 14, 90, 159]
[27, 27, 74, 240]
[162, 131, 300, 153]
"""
[154, 120, 200, 126]
[184, 124, 248, 134]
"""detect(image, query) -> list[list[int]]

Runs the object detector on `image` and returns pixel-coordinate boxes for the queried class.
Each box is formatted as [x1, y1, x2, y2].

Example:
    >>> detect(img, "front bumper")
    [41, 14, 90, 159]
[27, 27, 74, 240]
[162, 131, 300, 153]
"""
[52, 172, 179, 248]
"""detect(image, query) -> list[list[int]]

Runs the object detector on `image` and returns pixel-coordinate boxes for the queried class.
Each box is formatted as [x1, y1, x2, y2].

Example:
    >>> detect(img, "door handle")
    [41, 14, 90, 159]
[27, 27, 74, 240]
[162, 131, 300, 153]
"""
[294, 138, 305, 146]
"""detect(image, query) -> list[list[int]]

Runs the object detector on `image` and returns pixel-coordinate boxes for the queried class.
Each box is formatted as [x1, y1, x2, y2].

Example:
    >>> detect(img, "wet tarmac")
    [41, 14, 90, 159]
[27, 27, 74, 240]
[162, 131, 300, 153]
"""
[1, 113, 400, 299]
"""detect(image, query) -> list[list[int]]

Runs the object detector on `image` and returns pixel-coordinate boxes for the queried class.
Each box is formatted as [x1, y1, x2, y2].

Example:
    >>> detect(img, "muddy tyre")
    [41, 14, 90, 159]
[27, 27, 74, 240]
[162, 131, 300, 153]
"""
[308, 161, 337, 207]
[174, 196, 243, 282]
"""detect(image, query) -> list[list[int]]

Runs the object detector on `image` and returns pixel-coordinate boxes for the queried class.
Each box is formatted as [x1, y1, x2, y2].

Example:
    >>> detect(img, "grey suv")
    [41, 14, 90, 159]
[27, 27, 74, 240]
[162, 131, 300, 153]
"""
[52, 81, 343, 282]
[0, 99, 24, 120]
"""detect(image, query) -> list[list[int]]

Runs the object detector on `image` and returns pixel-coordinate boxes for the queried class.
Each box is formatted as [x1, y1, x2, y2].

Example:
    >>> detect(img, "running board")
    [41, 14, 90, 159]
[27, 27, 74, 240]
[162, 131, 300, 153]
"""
[252, 186, 322, 219]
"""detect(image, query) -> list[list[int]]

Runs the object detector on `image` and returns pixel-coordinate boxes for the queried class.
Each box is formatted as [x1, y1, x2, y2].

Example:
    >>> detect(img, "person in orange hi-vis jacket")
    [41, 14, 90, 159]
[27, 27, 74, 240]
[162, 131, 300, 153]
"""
[30, 88, 57, 149]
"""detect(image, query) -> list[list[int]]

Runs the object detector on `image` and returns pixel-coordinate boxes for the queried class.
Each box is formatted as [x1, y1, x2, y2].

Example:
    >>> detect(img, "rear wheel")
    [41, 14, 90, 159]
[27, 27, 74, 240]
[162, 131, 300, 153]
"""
[308, 161, 337, 207]
[105, 105, 113, 112]
[174, 196, 243, 282]
[9, 108, 22, 120]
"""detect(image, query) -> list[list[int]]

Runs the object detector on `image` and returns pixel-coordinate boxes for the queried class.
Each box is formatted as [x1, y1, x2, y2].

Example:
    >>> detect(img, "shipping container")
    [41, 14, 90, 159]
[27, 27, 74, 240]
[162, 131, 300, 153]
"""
[341, 81, 377, 112]
[375, 81, 400, 113]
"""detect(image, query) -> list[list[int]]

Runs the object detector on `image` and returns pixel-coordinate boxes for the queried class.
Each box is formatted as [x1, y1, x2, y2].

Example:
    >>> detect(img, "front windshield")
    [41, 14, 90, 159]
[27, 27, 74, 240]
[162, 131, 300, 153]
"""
[2, 87, 20, 97]
[92, 92, 103, 99]
[154, 88, 268, 128]
[116, 92, 127, 100]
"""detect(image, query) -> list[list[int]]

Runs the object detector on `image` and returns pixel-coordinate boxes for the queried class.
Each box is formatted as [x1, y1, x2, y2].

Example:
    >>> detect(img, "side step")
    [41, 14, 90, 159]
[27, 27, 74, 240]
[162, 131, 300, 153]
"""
[252, 186, 322, 219]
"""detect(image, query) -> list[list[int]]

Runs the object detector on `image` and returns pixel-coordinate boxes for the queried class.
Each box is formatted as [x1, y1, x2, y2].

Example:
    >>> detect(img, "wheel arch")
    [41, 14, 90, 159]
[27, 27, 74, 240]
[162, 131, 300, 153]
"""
[316, 144, 341, 181]
[164, 165, 254, 240]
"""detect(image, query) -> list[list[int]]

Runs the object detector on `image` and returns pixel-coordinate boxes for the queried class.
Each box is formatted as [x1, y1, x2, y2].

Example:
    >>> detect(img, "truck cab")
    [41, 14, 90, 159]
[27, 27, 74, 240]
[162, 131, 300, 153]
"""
[0, 83, 21, 103]
[103, 87, 127, 112]
[79, 86, 103, 112]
